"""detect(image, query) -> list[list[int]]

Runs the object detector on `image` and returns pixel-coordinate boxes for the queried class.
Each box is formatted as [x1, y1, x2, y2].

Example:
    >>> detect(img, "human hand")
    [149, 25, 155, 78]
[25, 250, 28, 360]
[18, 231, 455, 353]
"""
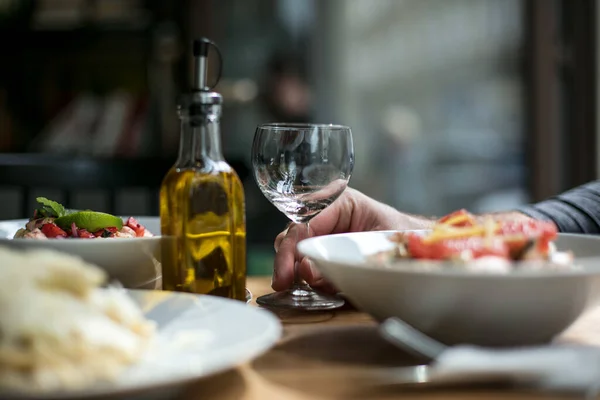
[271, 188, 434, 293]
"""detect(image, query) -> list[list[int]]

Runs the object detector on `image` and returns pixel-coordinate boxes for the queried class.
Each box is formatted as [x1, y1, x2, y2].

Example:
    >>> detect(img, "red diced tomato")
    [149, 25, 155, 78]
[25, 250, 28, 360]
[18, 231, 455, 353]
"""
[41, 223, 67, 238]
[406, 234, 509, 260]
[534, 236, 552, 254]
[126, 217, 145, 237]
[416, 211, 558, 261]
[496, 220, 557, 257]
[496, 219, 557, 241]
[77, 229, 94, 239]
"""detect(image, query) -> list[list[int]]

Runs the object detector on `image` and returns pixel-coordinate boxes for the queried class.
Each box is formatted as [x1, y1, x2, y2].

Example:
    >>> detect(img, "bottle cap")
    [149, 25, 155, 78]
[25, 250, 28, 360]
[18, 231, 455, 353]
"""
[180, 37, 224, 116]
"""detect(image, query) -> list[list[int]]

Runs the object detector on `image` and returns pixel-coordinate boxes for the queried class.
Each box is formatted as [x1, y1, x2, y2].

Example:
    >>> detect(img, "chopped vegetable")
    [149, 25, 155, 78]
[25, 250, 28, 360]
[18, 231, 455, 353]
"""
[14, 197, 153, 240]
[125, 217, 145, 237]
[407, 235, 509, 260]
[41, 223, 67, 238]
[55, 211, 124, 233]
[377, 209, 569, 269]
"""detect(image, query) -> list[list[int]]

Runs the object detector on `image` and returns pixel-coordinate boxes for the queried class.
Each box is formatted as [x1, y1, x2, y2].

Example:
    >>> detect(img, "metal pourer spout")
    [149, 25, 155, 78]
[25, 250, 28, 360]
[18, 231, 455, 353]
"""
[193, 38, 211, 91]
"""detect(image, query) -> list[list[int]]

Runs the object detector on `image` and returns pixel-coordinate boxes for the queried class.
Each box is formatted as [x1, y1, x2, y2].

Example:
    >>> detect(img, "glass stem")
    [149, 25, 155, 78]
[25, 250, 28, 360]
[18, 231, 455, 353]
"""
[292, 221, 310, 289]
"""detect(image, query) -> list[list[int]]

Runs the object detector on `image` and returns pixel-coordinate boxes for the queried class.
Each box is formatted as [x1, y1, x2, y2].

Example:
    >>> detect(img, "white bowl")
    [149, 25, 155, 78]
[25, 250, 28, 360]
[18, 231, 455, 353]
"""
[0, 217, 162, 290]
[298, 230, 600, 347]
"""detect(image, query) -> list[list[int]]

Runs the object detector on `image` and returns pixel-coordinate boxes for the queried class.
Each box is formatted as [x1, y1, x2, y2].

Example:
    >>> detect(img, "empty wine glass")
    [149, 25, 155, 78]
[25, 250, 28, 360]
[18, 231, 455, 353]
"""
[252, 123, 354, 310]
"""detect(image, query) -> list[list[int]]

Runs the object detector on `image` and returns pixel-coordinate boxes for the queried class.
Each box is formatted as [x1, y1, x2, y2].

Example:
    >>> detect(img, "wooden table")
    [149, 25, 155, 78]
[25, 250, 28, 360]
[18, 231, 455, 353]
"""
[180, 277, 598, 400]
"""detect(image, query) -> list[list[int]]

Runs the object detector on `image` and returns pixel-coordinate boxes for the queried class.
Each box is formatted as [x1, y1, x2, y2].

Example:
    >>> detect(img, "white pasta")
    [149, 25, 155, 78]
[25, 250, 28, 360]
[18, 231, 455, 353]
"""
[0, 246, 156, 393]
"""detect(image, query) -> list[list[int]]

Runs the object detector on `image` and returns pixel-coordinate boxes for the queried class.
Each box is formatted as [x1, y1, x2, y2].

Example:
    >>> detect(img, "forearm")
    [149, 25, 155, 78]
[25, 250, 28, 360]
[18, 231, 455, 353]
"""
[514, 181, 600, 234]
[392, 181, 600, 234]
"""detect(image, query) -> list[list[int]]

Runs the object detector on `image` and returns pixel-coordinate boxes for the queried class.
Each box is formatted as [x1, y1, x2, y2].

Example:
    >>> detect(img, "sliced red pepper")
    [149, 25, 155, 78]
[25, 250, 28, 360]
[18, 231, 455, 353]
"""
[41, 223, 67, 238]
[407, 233, 509, 260]
[126, 217, 145, 237]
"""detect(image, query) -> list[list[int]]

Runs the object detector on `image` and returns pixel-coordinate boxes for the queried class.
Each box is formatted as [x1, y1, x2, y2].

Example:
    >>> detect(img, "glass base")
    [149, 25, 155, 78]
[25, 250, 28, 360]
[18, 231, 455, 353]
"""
[256, 285, 345, 311]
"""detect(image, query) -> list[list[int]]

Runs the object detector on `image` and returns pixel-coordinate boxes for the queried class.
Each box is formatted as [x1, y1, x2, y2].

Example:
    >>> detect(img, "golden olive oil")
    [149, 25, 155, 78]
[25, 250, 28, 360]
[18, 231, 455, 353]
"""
[159, 37, 246, 301]
[160, 168, 246, 301]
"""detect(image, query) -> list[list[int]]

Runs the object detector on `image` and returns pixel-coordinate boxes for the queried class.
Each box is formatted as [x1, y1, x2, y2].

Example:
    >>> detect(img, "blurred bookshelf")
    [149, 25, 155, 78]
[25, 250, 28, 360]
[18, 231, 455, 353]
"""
[0, 0, 282, 248]
[0, 0, 190, 157]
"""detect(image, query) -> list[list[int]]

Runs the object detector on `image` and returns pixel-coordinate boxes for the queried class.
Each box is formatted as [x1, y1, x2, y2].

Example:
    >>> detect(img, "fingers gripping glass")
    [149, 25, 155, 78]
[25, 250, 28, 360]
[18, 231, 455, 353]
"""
[251, 123, 354, 310]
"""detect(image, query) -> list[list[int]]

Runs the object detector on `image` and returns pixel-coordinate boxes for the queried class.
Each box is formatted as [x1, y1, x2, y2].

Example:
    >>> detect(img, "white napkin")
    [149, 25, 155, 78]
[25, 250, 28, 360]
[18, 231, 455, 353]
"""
[433, 344, 600, 392]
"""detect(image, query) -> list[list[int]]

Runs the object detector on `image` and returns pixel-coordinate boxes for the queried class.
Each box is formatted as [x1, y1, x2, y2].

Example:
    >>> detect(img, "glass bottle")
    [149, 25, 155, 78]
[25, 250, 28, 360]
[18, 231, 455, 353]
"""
[159, 38, 246, 301]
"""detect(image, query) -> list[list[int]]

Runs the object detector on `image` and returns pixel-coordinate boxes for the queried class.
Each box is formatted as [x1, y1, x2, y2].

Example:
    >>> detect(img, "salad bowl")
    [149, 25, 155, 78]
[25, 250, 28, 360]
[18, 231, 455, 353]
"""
[298, 230, 600, 346]
[0, 216, 163, 289]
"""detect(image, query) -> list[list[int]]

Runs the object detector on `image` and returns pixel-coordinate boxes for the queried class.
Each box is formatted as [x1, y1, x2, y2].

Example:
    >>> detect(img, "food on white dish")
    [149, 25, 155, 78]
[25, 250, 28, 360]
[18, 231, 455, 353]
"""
[0, 246, 156, 392]
[370, 209, 577, 272]
[13, 197, 152, 239]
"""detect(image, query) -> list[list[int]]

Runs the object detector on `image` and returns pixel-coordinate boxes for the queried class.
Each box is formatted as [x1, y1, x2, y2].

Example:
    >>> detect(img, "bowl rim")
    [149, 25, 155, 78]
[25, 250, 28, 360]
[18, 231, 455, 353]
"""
[297, 230, 600, 279]
[0, 236, 162, 243]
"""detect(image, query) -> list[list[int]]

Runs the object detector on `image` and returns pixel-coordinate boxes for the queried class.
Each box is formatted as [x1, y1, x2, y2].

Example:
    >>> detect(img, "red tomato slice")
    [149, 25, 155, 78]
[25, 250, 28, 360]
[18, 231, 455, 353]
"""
[496, 219, 557, 240]
[407, 234, 509, 260]
[41, 223, 67, 238]
[418, 212, 557, 261]
[496, 219, 557, 257]
[126, 217, 145, 237]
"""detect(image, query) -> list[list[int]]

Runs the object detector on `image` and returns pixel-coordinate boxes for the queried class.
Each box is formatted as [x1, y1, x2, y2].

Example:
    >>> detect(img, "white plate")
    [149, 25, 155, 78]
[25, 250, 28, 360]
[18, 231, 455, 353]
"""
[1, 290, 281, 400]
[0, 217, 162, 289]
[298, 231, 600, 347]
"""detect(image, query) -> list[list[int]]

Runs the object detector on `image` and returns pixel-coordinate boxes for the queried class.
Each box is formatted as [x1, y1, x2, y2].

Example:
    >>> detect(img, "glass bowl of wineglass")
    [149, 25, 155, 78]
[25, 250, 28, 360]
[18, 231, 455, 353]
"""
[251, 123, 354, 310]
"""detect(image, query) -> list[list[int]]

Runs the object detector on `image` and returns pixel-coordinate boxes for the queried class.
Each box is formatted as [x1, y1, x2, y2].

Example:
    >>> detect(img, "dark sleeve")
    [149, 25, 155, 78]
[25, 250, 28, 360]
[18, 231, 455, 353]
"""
[515, 181, 600, 234]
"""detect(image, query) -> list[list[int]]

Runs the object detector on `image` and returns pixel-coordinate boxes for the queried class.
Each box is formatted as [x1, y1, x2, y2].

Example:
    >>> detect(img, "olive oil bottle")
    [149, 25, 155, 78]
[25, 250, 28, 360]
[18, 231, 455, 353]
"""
[160, 38, 246, 301]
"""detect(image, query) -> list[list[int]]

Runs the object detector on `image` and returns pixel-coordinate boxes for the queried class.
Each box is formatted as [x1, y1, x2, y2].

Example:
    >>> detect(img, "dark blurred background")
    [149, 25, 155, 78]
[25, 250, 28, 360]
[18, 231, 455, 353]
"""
[0, 0, 597, 271]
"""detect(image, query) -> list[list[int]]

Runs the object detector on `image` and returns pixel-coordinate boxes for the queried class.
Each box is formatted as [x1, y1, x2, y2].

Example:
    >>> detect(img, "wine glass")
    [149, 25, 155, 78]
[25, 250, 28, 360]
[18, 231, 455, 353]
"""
[252, 123, 354, 310]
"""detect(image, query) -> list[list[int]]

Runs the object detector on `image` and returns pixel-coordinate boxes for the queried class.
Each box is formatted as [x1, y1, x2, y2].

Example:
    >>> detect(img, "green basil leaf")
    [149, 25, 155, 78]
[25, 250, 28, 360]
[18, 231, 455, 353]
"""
[35, 197, 67, 218]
